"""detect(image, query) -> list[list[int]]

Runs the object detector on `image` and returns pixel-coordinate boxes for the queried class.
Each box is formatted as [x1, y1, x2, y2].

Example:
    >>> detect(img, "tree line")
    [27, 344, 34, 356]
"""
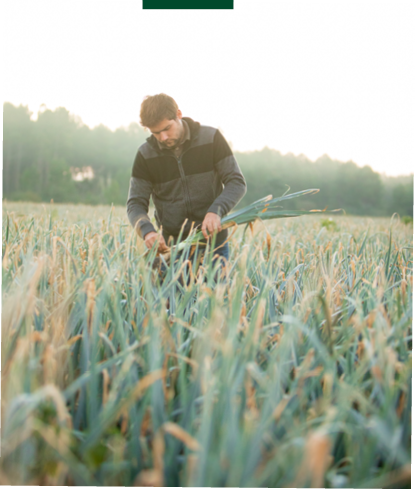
[3, 102, 413, 217]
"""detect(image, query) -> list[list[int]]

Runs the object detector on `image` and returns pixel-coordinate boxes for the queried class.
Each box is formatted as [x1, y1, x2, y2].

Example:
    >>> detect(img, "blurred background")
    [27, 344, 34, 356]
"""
[2, 0, 414, 217]
[3, 101, 413, 216]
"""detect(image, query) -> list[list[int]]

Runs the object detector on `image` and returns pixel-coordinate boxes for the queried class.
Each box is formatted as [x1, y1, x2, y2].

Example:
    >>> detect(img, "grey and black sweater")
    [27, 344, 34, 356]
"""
[127, 117, 247, 246]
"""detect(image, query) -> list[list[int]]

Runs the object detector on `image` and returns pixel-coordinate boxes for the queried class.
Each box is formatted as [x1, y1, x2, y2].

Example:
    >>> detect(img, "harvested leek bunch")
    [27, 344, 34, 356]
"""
[165, 188, 321, 257]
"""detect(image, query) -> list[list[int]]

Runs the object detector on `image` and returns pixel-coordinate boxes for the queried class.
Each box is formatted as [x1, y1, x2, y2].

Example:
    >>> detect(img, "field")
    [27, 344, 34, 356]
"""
[1, 202, 412, 487]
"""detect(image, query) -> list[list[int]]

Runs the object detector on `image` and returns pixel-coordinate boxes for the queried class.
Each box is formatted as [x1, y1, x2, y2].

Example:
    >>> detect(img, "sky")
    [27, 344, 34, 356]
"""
[2, 0, 415, 176]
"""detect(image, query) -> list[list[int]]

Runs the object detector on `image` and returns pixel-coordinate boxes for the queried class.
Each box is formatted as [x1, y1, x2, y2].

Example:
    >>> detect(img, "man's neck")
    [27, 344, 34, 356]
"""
[176, 121, 185, 146]
[174, 120, 190, 149]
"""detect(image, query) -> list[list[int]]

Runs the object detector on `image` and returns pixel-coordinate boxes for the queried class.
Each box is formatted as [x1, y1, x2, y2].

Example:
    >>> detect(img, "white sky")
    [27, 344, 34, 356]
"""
[2, 0, 415, 176]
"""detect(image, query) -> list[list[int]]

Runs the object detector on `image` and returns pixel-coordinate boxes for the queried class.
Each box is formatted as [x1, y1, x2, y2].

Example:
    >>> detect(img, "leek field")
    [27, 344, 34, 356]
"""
[1, 202, 412, 487]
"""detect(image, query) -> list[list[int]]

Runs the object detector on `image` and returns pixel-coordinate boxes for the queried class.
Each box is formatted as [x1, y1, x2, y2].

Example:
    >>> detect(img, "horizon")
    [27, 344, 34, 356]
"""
[5, 100, 413, 179]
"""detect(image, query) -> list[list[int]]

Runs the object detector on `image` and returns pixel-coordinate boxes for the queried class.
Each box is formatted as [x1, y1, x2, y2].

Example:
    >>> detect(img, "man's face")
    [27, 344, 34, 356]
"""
[148, 110, 184, 150]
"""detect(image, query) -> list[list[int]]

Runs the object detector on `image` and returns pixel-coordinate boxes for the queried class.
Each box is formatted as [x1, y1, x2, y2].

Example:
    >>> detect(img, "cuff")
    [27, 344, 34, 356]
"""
[137, 220, 156, 239]
[207, 203, 224, 218]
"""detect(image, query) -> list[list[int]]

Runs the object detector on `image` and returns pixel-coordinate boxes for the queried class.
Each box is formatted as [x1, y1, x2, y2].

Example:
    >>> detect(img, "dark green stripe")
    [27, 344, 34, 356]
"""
[143, 0, 233, 9]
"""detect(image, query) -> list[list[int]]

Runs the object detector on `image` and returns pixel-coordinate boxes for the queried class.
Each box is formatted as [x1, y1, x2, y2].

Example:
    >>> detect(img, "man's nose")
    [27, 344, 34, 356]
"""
[160, 132, 168, 141]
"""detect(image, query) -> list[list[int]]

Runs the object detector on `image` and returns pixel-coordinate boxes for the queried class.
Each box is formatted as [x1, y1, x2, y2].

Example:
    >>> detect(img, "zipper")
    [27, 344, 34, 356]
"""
[175, 150, 193, 218]
[157, 138, 195, 225]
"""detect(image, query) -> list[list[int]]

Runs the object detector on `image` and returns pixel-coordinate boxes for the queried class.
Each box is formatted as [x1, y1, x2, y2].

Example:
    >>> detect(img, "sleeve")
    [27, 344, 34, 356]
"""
[126, 151, 157, 238]
[207, 130, 247, 218]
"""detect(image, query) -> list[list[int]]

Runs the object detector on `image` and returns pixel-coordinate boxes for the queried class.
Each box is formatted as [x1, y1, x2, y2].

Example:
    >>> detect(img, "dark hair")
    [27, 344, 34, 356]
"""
[140, 94, 179, 128]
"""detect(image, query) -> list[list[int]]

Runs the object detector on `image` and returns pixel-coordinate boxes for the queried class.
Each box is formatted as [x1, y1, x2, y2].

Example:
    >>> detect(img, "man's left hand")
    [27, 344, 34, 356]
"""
[202, 212, 222, 240]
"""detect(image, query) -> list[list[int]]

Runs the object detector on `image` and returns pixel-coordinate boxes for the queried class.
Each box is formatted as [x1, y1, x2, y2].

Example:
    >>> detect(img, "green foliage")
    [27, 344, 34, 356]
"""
[84, 442, 109, 470]
[401, 215, 413, 226]
[3, 102, 147, 206]
[392, 183, 414, 216]
[7, 190, 42, 202]
[237, 149, 413, 216]
[321, 218, 339, 231]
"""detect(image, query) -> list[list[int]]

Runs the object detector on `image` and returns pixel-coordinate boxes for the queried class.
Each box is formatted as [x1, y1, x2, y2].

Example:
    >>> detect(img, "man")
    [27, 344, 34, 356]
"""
[127, 93, 247, 264]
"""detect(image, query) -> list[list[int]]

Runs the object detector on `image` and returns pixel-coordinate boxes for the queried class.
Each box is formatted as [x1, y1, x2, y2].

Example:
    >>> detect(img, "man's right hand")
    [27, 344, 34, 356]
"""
[144, 231, 169, 253]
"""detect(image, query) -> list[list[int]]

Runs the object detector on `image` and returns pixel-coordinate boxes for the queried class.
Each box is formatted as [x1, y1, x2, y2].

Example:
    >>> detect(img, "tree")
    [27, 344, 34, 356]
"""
[3, 102, 413, 217]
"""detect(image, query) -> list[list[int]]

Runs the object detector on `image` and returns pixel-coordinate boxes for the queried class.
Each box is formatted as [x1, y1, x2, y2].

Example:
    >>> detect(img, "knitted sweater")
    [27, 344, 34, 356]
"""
[127, 117, 247, 246]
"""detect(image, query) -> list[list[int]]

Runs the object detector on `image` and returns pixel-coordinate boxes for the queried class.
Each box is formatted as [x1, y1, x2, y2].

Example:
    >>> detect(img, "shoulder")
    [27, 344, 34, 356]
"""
[136, 139, 159, 160]
[184, 117, 222, 144]
[194, 124, 219, 146]
[198, 124, 218, 136]
[132, 141, 156, 180]
[199, 124, 218, 134]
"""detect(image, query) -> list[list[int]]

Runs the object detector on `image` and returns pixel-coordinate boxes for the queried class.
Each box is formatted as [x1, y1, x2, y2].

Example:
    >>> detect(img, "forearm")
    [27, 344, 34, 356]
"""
[127, 205, 156, 238]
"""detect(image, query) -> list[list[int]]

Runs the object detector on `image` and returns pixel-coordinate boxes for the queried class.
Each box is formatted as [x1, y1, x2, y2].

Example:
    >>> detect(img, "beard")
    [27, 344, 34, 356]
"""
[159, 122, 185, 150]
[160, 138, 180, 149]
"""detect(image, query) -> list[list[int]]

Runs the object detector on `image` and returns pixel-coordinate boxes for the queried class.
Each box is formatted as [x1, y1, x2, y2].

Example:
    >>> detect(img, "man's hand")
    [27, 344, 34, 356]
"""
[202, 212, 222, 240]
[144, 231, 169, 253]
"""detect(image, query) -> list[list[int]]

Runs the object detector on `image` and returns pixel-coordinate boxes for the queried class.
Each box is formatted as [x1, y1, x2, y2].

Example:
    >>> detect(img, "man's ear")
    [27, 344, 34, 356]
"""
[177, 109, 183, 119]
